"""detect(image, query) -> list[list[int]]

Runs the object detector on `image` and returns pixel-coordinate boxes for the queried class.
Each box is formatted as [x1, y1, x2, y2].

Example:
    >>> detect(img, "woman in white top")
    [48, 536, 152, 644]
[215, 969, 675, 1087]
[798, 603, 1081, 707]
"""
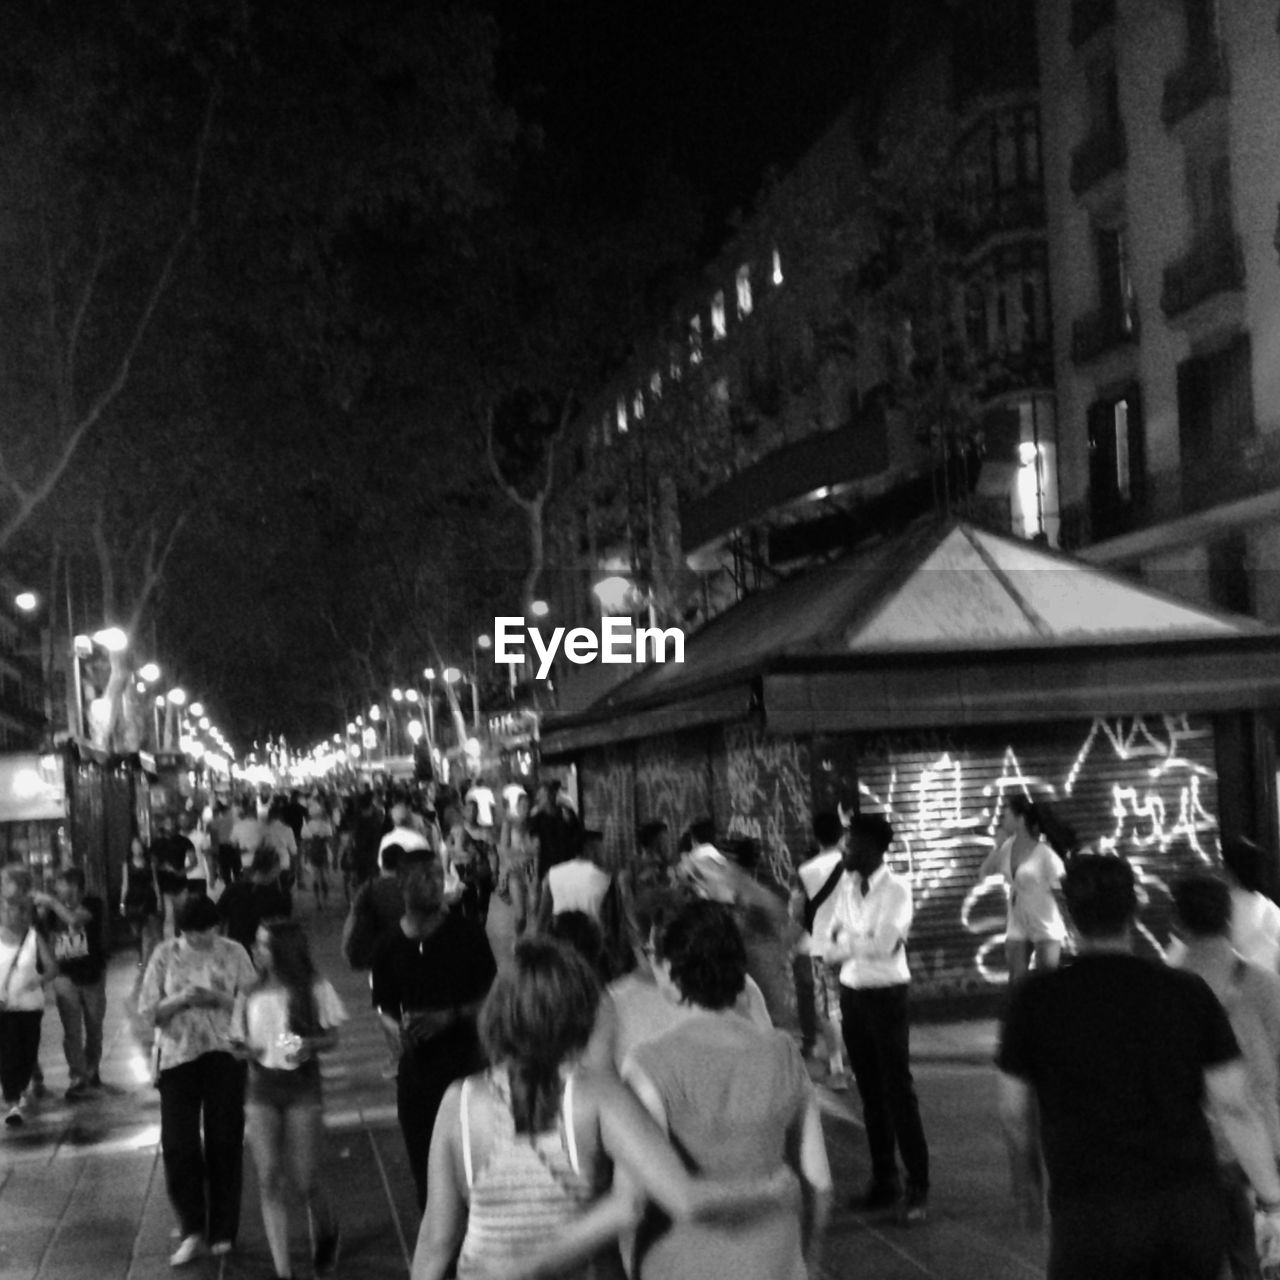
[232, 918, 345, 1280]
[977, 796, 1066, 983]
[0, 884, 57, 1126]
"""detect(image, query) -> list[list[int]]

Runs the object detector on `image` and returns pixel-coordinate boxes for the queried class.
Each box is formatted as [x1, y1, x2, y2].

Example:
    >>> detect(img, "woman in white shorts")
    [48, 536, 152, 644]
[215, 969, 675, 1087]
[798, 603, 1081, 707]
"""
[978, 796, 1066, 983]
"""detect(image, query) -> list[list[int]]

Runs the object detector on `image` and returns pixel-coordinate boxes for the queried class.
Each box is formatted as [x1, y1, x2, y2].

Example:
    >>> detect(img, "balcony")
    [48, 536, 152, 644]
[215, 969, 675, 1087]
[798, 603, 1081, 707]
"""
[1162, 43, 1230, 130]
[1070, 301, 1139, 365]
[1069, 122, 1127, 198]
[1070, 0, 1115, 49]
[1160, 227, 1244, 320]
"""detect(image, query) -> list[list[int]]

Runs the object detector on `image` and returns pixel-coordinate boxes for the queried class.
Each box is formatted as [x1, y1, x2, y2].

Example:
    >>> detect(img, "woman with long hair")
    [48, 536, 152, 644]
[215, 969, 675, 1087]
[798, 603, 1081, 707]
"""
[232, 918, 344, 1279]
[411, 936, 791, 1280]
[495, 790, 537, 942]
[977, 795, 1067, 984]
[626, 900, 831, 1280]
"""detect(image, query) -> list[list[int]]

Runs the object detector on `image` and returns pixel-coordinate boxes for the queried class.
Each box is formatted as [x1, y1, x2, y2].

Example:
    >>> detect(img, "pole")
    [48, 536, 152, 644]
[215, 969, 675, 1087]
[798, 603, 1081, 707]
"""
[471, 677, 480, 736]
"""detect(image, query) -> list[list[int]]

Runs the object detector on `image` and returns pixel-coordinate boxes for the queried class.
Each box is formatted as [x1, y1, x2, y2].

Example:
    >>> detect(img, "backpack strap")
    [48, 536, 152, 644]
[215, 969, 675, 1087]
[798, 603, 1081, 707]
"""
[804, 862, 846, 934]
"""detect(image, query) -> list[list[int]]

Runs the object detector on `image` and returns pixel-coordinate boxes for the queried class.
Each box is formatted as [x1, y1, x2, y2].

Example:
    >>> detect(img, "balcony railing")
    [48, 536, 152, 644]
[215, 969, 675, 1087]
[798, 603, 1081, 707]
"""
[1162, 43, 1230, 129]
[1065, 430, 1280, 550]
[1160, 227, 1244, 319]
[1070, 301, 1139, 365]
[1070, 0, 1116, 48]
[1069, 122, 1127, 197]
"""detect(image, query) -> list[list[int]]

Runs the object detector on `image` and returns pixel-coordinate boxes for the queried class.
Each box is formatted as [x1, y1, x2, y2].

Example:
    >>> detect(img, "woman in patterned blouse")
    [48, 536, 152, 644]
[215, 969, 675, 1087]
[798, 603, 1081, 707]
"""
[138, 894, 257, 1267]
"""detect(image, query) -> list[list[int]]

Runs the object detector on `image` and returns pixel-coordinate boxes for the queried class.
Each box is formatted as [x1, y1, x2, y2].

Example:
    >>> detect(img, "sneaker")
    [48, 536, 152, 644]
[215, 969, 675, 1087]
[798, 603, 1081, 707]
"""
[313, 1226, 341, 1275]
[66, 1081, 90, 1101]
[87, 1071, 102, 1088]
[4, 1101, 25, 1127]
[898, 1186, 928, 1226]
[209, 1241, 233, 1257]
[850, 1181, 901, 1212]
[169, 1234, 203, 1267]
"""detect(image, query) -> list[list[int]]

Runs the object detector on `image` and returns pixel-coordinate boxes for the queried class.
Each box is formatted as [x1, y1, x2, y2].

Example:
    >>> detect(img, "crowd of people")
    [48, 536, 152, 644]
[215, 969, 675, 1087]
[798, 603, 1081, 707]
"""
[7, 776, 1280, 1278]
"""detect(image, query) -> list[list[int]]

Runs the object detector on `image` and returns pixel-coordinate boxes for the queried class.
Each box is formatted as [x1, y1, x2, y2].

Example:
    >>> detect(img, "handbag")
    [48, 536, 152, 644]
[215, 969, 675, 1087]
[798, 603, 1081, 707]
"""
[0, 928, 33, 1011]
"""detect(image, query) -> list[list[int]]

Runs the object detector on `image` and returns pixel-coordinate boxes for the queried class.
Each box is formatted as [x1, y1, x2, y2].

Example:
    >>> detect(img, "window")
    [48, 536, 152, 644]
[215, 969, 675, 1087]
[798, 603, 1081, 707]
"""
[1087, 386, 1145, 538]
[632, 391, 644, 421]
[711, 291, 727, 339]
[1187, 149, 1233, 236]
[771, 248, 783, 286]
[669, 346, 683, 382]
[650, 370, 662, 398]
[689, 315, 703, 365]
[1095, 224, 1135, 330]
[1177, 334, 1252, 487]
[616, 397, 629, 435]
[1086, 58, 1121, 133]
[736, 265, 752, 317]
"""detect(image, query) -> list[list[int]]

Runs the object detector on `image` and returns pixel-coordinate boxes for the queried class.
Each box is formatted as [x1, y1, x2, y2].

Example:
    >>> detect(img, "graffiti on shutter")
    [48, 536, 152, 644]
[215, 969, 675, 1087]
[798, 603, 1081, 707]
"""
[579, 745, 636, 873]
[634, 733, 713, 848]
[856, 714, 1218, 999]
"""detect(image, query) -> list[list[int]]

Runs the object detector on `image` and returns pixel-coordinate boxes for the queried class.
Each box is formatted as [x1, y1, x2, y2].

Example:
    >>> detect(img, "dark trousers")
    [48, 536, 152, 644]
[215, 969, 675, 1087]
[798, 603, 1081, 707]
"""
[793, 953, 817, 1054]
[398, 1043, 484, 1212]
[158, 1052, 247, 1242]
[217, 845, 240, 885]
[1049, 1183, 1227, 1280]
[840, 983, 929, 1193]
[0, 1010, 43, 1103]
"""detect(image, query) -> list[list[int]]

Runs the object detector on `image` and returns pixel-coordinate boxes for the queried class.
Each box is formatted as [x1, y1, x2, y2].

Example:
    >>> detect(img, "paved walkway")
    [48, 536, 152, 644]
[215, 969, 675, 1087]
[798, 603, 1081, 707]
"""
[0, 892, 1042, 1280]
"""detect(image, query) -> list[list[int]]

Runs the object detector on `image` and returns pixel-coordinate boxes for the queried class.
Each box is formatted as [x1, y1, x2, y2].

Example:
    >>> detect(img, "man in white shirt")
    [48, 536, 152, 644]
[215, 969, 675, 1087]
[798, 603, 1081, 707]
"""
[823, 811, 930, 1224]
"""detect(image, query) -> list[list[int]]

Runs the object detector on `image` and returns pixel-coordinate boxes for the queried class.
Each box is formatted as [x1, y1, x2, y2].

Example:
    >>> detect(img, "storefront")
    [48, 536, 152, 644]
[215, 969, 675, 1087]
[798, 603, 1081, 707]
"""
[540, 522, 1280, 1000]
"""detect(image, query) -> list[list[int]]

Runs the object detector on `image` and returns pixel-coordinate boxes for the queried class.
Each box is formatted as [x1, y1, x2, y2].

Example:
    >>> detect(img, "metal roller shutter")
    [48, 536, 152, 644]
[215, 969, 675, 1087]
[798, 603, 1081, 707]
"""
[855, 714, 1219, 1000]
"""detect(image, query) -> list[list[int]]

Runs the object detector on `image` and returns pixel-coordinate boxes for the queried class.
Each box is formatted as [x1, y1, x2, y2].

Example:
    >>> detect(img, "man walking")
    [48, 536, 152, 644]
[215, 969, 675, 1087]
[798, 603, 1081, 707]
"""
[37, 868, 107, 1098]
[998, 854, 1280, 1278]
[822, 811, 929, 1222]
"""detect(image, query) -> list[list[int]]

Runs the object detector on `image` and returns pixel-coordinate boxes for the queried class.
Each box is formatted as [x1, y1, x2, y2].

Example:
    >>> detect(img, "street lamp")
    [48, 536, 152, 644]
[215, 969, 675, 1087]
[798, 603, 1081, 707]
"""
[423, 667, 436, 680]
[477, 634, 493, 651]
[92, 626, 128, 652]
[139, 662, 161, 683]
[167, 688, 187, 707]
[189, 701, 205, 718]
[404, 688, 420, 704]
[14, 592, 36, 613]
[529, 599, 549, 618]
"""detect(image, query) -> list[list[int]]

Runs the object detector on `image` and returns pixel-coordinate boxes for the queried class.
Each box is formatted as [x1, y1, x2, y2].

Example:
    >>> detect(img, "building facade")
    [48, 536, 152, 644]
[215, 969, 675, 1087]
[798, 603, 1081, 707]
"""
[1039, 0, 1280, 621]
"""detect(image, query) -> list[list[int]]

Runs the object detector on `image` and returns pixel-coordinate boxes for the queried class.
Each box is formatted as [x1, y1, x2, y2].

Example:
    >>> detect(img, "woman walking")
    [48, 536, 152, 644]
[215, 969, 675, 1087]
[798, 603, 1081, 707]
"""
[411, 935, 794, 1280]
[233, 919, 344, 1279]
[121, 835, 162, 982]
[0, 884, 58, 1127]
[977, 795, 1066, 983]
[138, 894, 257, 1266]
[627, 899, 832, 1280]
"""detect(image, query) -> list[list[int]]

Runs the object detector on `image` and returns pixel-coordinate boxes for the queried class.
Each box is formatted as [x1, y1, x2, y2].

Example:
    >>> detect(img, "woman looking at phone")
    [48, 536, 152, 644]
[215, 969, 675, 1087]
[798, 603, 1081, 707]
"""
[138, 894, 257, 1267]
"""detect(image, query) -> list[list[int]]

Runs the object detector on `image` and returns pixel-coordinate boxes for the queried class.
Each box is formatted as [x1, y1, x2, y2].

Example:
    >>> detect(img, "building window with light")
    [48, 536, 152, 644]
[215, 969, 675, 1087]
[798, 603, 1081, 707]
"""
[650, 370, 662, 399]
[616, 397, 629, 435]
[689, 315, 703, 365]
[711, 291, 727, 340]
[771, 248, 783, 286]
[632, 391, 644, 421]
[736, 265, 752, 317]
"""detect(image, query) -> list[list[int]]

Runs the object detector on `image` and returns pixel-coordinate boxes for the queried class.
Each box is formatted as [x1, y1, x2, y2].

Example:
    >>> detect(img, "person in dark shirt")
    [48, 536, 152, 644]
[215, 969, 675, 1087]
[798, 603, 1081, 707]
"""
[217, 848, 291, 954]
[528, 780, 583, 890]
[997, 853, 1280, 1279]
[370, 848, 496, 1210]
[35, 868, 106, 1097]
[352, 793, 385, 886]
[150, 816, 196, 939]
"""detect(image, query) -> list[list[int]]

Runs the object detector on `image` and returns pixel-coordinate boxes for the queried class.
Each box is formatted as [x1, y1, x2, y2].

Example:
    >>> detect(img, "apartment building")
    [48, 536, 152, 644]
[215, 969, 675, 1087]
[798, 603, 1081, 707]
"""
[1039, 0, 1280, 618]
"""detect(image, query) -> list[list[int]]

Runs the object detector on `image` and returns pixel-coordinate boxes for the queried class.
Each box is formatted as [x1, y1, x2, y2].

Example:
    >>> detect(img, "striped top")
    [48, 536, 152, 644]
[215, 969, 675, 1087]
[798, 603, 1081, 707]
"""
[455, 1067, 594, 1280]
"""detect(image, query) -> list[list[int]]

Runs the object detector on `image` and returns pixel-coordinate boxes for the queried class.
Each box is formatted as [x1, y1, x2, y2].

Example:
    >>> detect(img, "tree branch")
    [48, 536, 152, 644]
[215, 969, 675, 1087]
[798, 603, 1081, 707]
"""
[64, 213, 112, 418]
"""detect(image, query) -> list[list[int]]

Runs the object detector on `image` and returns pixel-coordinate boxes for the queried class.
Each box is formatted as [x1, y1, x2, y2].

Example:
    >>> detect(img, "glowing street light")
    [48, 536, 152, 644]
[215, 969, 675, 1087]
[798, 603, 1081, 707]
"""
[368, 705, 381, 722]
[423, 666, 436, 680]
[198, 717, 210, 730]
[138, 662, 161, 683]
[443, 667, 462, 684]
[188, 701, 205, 718]
[404, 689, 420, 704]
[391, 688, 404, 702]
[14, 592, 36, 612]
[93, 627, 128, 653]
[476, 634, 493, 650]
[166, 688, 187, 707]
[346, 722, 357, 735]
[593, 575, 634, 614]
[407, 719, 423, 742]
[529, 600, 549, 618]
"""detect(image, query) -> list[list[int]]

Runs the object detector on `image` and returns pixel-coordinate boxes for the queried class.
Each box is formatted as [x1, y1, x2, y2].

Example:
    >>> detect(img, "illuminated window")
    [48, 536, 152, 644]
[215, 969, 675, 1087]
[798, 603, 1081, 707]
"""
[616, 397, 629, 435]
[669, 346, 683, 381]
[771, 248, 783, 286]
[1113, 398, 1131, 501]
[650, 370, 662, 398]
[689, 315, 703, 365]
[711, 291, 726, 339]
[736, 265, 752, 317]
[1017, 442, 1044, 538]
[632, 391, 644, 421]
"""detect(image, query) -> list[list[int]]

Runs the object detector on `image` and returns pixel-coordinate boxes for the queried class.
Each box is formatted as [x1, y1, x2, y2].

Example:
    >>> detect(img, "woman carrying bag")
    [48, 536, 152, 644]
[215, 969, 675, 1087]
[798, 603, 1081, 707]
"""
[0, 884, 58, 1127]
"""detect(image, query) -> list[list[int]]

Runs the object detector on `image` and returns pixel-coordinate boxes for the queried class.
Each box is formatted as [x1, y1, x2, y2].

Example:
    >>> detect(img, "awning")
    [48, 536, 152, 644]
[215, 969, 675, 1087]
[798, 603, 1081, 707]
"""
[539, 520, 1280, 756]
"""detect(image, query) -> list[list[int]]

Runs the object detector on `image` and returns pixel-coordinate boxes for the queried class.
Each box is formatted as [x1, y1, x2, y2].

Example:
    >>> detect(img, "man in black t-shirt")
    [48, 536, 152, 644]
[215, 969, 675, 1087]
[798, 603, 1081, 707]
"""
[371, 848, 496, 1209]
[217, 848, 291, 953]
[36, 868, 106, 1098]
[997, 854, 1280, 1279]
